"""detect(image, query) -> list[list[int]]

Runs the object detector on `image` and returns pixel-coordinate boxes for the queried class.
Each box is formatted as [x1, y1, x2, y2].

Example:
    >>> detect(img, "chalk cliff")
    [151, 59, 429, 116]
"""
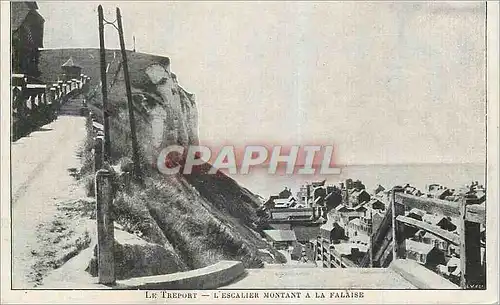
[38, 49, 285, 278]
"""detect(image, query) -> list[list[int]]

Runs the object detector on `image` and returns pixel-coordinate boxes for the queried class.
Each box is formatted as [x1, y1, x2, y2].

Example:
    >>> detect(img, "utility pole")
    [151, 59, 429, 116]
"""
[98, 5, 111, 162]
[116, 7, 142, 182]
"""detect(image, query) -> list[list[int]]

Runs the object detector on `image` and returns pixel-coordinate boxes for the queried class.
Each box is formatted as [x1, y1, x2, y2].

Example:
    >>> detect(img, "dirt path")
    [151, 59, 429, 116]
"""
[11, 115, 89, 288]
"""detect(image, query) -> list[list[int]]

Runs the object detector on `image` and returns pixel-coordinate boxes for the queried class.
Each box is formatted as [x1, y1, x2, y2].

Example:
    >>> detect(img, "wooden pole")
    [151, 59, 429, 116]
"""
[94, 136, 103, 172]
[98, 5, 111, 162]
[369, 208, 374, 268]
[116, 7, 142, 182]
[459, 194, 482, 289]
[95, 169, 115, 285]
[391, 187, 406, 261]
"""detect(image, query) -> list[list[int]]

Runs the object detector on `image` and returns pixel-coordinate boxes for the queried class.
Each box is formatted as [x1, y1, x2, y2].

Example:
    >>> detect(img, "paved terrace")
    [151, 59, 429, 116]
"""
[223, 260, 458, 289]
[224, 265, 416, 289]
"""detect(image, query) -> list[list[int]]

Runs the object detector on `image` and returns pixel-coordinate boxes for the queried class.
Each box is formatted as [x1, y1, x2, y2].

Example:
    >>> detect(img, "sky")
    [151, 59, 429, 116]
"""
[37, 1, 487, 166]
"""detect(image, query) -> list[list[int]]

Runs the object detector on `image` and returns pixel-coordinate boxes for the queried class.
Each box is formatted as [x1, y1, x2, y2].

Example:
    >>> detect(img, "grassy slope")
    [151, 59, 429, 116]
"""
[39, 48, 285, 275]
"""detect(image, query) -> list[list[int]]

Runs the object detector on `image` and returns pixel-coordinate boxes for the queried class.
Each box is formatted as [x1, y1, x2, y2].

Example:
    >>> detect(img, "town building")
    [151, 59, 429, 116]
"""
[273, 197, 297, 209]
[367, 197, 386, 212]
[330, 203, 368, 226]
[405, 239, 446, 269]
[436, 256, 461, 284]
[11, 2, 45, 77]
[263, 230, 297, 250]
[264, 187, 297, 209]
[293, 224, 321, 244]
[61, 57, 83, 81]
[373, 184, 386, 195]
[422, 214, 457, 231]
[295, 180, 330, 208]
[296, 185, 308, 206]
[347, 189, 371, 208]
[407, 208, 426, 221]
[327, 243, 368, 268]
[413, 230, 458, 257]
[345, 214, 374, 246]
[319, 221, 345, 243]
[403, 184, 424, 197]
[267, 207, 314, 220]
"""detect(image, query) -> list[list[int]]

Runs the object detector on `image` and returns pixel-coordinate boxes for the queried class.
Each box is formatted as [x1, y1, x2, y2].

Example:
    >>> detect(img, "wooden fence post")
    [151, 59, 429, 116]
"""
[116, 7, 143, 183]
[391, 187, 406, 261]
[460, 194, 482, 289]
[94, 136, 103, 172]
[95, 169, 115, 285]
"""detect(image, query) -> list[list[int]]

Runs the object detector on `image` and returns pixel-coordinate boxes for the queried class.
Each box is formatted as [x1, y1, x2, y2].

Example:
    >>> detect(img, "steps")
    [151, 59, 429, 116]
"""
[59, 96, 86, 116]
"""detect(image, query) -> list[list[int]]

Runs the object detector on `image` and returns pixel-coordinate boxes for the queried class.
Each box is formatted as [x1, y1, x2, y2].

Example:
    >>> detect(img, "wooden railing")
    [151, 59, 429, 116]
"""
[391, 188, 486, 289]
[11, 73, 91, 140]
[357, 187, 486, 289]
[360, 203, 394, 267]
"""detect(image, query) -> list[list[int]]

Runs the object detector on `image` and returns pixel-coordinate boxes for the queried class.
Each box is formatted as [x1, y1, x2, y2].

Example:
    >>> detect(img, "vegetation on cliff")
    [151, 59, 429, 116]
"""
[39, 49, 285, 278]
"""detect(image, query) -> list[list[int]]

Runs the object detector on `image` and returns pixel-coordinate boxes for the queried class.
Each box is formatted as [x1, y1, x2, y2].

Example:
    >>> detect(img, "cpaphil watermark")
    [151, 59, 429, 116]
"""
[155, 145, 341, 175]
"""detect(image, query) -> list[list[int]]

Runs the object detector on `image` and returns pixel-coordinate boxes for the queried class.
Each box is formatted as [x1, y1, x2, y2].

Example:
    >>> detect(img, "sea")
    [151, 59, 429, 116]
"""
[229, 163, 486, 199]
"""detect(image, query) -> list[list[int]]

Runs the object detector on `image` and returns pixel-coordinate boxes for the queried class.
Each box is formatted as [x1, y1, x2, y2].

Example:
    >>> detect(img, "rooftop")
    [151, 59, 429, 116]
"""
[406, 239, 434, 255]
[61, 57, 83, 69]
[263, 230, 297, 242]
[331, 243, 369, 255]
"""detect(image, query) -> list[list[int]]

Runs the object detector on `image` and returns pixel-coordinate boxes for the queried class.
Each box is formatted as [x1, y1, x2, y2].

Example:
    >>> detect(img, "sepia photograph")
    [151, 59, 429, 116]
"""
[1, 1, 499, 304]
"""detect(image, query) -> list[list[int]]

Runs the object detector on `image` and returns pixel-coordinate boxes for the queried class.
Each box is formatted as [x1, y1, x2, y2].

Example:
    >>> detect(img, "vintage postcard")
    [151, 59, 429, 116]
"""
[1, 1, 498, 304]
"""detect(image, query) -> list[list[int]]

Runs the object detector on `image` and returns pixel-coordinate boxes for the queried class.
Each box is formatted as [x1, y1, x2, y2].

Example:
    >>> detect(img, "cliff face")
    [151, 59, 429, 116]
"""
[88, 50, 200, 164]
[38, 48, 198, 157]
[38, 49, 286, 276]
[143, 63, 199, 147]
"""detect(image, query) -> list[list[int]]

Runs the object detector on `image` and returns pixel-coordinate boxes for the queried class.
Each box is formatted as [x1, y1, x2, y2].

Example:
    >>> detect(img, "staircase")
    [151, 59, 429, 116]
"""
[59, 95, 86, 116]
